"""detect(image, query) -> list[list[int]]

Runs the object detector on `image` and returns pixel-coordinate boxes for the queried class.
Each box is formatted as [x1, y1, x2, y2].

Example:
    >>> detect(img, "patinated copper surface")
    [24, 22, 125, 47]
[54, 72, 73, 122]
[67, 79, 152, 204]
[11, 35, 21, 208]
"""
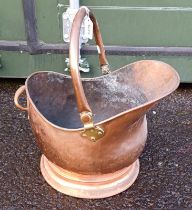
[14, 7, 180, 198]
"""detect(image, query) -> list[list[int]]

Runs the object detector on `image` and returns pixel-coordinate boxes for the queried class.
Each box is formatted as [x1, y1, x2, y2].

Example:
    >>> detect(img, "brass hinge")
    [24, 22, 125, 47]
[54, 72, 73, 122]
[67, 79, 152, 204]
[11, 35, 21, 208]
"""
[80, 112, 104, 142]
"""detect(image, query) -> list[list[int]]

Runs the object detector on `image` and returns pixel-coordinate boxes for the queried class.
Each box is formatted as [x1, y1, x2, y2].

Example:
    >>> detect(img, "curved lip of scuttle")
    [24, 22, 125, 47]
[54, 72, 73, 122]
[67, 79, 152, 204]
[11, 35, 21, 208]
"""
[25, 60, 180, 132]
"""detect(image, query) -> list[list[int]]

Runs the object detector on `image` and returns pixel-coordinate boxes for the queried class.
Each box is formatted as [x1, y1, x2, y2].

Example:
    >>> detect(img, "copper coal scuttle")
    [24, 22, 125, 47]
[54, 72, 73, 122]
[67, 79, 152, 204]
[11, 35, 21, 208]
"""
[14, 7, 180, 199]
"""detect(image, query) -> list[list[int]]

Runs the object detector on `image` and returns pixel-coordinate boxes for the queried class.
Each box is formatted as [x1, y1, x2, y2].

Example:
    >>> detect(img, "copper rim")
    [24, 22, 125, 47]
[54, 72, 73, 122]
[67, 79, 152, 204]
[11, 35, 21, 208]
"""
[40, 155, 140, 199]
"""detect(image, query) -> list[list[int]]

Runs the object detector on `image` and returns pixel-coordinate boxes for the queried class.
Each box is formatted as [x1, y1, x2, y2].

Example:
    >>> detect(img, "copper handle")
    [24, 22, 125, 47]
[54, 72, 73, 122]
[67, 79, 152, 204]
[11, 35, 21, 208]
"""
[70, 6, 109, 113]
[70, 7, 108, 126]
[14, 85, 28, 111]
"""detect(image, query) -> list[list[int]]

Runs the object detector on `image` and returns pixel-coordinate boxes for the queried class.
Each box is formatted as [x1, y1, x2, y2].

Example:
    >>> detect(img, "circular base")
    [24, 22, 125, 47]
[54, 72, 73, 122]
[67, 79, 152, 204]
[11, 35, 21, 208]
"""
[40, 155, 140, 199]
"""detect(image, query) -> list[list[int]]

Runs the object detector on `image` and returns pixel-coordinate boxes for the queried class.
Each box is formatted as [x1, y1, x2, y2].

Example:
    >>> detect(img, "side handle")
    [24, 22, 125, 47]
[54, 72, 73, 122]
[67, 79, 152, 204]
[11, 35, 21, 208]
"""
[14, 85, 28, 111]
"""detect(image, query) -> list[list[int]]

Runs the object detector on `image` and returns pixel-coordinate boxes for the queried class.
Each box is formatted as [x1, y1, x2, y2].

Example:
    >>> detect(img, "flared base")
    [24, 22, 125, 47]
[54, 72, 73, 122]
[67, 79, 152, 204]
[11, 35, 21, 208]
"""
[40, 155, 140, 199]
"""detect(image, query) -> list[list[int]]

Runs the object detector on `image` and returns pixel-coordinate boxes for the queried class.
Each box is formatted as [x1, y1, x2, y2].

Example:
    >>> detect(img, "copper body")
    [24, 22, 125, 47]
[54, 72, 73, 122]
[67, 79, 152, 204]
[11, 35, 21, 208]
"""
[14, 7, 180, 199]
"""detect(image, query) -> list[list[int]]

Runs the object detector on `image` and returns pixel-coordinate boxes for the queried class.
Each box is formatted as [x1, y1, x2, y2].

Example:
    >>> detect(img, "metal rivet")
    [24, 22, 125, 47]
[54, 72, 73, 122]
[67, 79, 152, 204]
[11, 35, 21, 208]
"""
[98, 131, 103, 135]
